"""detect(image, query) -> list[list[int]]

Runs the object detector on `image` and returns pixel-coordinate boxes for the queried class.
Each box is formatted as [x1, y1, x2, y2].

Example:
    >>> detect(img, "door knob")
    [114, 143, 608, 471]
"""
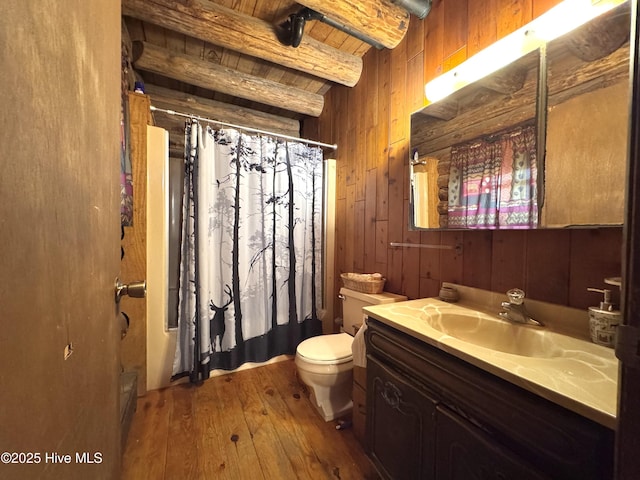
[115, 278, 146, 303]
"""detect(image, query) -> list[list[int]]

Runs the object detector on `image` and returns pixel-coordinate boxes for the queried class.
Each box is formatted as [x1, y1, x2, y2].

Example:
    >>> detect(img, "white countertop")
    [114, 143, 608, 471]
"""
[364, 297, 619, 429]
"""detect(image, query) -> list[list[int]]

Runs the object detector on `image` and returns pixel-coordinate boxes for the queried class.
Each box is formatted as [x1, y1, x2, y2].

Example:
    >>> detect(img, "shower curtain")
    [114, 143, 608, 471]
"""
[172, 121, 323, 382]
[448, 124, 538, 229]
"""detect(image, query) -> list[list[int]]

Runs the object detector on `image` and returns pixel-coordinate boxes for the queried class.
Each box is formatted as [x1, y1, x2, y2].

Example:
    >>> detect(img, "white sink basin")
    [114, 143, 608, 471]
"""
[422, 310, 564, 358]
[364, 295, 619, 428]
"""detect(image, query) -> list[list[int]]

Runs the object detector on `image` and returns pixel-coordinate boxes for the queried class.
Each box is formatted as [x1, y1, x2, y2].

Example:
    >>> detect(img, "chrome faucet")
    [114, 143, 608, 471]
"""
[499, 289, 544, 326]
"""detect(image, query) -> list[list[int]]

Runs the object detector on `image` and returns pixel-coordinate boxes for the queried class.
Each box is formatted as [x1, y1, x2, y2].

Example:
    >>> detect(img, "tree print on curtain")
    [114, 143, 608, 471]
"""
[172, 121, 323, 382]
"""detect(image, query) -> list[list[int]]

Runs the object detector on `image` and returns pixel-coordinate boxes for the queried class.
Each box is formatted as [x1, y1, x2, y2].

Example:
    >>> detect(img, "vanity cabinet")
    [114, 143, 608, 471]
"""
[365, 318, 614, 480]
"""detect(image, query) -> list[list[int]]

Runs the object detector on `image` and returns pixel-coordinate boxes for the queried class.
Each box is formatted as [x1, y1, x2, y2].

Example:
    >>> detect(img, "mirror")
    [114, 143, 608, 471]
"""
[410, 2, 630, 230]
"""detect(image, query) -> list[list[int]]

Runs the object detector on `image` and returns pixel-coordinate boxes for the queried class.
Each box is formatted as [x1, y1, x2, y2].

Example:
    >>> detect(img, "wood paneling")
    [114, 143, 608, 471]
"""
[407, 53, 426, 114]
[320, 0, 623, 315]
[402, 205, 421, 299]
[461, 230, 493, 290]
[533, 0, 561, 17]
[490, 230, 527, 293]
[354, 200, 366, 272]
[440, 230, 464, 285]
[525, 229, 571, 304]
[467, 0, 497, 57]
[406, 8, 425, 60]
[121, 93, 152, 396]
[419, 230, 442, 288]
[389, 39, 408, 144]
[424, 0, 445, 81]
[497, 0, 532, 37]
[569, 229, 623, 308]
[443, 0, 469, 67]
[387, 143, 406, 240]
[375, 48, 391, 222]
[364, 170, 378, 273]
[345, 185, 356, 272]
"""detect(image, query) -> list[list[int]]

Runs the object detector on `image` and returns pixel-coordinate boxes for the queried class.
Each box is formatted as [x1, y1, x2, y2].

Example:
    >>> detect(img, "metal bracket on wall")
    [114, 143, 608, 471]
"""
[389, 242, 463, 255]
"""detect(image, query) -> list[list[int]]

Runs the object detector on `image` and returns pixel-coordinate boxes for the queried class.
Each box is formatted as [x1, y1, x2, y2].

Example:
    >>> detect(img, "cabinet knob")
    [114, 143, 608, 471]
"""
[381, 381, 402, 410]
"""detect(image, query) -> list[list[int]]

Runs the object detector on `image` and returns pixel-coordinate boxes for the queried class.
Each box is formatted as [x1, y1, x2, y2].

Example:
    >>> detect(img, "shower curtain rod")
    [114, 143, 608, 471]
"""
[150, 105, 338, 151]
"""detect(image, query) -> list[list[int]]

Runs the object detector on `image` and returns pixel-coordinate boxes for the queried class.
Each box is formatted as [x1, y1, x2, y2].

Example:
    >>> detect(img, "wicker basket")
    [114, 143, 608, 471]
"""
[340, 273, 386, 294]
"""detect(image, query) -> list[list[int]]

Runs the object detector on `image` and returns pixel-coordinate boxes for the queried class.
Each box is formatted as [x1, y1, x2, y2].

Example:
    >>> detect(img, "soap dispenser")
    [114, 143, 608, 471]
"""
[587, 288, 620, 348]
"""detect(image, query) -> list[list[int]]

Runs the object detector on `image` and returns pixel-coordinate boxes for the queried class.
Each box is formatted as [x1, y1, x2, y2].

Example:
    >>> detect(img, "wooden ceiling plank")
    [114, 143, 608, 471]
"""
[122, 0, 363, 87]
[124, 18, 146, 42]
[145, 84, 301, 137]
[133, 41, 324, 117]
[138, 18, 168, 47]
[306, 22, 339, 46]
[250, 57, 281, 80]
[182, 35, 205, 60]
[163, 25, 186, 52]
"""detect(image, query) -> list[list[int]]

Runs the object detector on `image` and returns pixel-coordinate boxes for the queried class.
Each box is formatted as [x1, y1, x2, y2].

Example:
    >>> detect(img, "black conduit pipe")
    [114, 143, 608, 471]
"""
[391, 0, 432, 20]
[283, 1, 433, 49]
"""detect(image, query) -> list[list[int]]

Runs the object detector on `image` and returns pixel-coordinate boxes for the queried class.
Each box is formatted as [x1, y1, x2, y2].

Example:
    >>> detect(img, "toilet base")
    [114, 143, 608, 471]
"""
[295, 361, 354, 422]
[309, 389, 353, 422]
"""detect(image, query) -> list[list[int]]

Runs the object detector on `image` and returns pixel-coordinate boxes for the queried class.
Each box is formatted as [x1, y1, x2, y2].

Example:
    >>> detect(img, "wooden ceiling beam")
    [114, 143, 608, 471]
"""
[145, 84, 301, 137]
[477, 66, 527, 95]
[296, 0, 410, 49]
[122, 0, 363, 87]
[565, 4, 630, 62]
[133, 41, 324, 117]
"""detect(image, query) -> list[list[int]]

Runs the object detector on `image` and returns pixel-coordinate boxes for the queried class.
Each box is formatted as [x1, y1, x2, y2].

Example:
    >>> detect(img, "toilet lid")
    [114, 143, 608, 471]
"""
[297, 333, 353, 363]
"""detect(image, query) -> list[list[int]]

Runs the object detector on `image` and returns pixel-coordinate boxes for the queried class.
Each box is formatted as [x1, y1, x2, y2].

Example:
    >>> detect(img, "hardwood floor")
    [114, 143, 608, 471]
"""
[121, 359, 380, 479]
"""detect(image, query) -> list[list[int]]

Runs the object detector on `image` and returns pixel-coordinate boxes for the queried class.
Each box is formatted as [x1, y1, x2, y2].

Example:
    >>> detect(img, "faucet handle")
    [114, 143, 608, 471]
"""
[506, 288, 525, 305]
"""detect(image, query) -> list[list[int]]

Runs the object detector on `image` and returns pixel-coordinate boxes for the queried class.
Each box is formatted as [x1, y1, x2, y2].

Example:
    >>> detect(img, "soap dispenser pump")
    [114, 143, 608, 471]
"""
[587, 288, 620, 348]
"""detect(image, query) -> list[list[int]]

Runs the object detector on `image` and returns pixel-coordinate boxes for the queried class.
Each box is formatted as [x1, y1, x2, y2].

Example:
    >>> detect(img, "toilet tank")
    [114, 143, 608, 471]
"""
[340, 287, 407, 336]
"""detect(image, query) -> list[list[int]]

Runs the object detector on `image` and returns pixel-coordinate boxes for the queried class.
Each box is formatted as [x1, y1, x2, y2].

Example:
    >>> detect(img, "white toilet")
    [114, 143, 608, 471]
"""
[295, 287, 407, 421]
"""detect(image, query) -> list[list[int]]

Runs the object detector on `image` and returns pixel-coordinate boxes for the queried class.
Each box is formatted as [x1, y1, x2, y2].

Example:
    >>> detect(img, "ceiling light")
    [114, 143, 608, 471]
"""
[425, 0, 627, 103]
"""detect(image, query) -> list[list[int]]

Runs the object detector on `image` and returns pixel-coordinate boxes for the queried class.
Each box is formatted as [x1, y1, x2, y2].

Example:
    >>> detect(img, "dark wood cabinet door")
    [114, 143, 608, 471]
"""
[367, 356, 437, 480]
[435, 405, 548, 480]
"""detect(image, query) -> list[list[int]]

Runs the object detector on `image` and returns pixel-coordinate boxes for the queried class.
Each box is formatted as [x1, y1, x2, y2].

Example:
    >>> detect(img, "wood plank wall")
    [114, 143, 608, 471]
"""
[303, 0, 624, 323]
[121, 92, 152, 395]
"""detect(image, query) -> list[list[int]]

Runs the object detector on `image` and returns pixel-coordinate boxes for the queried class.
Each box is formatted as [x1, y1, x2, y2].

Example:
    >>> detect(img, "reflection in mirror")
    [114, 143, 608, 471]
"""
[411, 152, 439, 228]
[411, 48, 540, 229]
[410, 2, 630, 231]
[447, 123, 538, 229]
[542, 5, 630, 227]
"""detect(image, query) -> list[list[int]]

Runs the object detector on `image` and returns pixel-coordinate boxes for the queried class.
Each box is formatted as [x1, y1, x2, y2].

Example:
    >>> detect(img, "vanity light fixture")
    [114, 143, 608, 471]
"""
[424, 0, 627, 102]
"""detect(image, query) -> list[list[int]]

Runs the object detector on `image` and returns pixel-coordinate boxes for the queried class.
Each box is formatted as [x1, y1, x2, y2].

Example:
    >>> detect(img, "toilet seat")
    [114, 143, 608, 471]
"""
[296, 332, 353, 365]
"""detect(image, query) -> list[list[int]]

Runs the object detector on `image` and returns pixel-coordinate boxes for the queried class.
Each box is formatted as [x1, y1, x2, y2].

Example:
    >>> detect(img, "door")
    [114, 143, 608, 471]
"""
[617, 1, 640, 478]
[367, 356, 438, 480]
[0, 1, 122, 479]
